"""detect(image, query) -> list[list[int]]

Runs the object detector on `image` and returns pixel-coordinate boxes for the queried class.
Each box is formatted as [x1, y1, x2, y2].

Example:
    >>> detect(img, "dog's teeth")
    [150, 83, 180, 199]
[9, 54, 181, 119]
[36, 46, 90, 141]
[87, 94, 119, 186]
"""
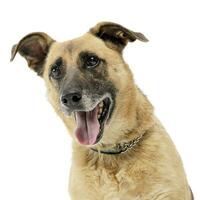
[99, 107, 103, 114]
[98, 101, 107, 120]
[99, 101, 103, 108]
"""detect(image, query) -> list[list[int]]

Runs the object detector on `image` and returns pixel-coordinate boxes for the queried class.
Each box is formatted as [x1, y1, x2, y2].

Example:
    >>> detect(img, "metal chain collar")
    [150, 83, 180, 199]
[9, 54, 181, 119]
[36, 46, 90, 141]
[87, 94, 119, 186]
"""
[117, 134, 143, 153]
[91, 134, 144, 155]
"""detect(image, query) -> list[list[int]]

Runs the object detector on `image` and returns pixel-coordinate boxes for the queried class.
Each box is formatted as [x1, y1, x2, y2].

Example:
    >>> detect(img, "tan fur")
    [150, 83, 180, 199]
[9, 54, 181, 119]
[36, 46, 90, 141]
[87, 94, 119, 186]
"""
[12, 23, 192, 200]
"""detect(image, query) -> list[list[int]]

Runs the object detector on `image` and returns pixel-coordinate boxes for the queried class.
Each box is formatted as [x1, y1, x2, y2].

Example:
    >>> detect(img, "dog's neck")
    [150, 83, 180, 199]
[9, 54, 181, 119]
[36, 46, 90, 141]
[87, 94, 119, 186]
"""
[90, 132, 145, 155]
[71, 123, 153, 170]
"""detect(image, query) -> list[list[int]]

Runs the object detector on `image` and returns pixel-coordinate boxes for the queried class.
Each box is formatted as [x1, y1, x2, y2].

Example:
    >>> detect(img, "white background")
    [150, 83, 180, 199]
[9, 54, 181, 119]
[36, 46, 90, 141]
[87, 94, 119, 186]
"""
[0, 0, 199, 199]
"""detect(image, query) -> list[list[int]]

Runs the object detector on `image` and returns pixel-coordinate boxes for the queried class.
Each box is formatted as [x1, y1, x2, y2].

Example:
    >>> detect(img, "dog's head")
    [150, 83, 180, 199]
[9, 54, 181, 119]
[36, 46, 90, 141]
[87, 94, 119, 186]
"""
[11, 22, 148, 146]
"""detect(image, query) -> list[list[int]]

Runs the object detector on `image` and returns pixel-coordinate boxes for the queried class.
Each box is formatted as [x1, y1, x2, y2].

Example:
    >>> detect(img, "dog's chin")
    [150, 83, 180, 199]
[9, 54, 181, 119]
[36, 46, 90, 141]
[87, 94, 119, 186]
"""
[63, 97, 113, 146]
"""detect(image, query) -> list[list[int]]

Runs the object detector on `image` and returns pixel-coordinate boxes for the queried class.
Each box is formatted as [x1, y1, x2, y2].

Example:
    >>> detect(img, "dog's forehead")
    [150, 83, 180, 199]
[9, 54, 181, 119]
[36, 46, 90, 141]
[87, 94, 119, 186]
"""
[48, 33, 116, 61]
[64, 33, 107, 53]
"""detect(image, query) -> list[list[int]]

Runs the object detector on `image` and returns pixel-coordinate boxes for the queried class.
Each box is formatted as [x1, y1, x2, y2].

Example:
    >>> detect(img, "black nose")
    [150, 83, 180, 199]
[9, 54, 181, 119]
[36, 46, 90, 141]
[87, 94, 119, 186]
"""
[61, 92, 82, 107]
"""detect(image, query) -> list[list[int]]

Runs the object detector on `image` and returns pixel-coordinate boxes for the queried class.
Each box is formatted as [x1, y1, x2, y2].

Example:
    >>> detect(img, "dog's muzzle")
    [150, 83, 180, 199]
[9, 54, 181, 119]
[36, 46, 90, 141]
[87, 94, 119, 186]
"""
[60, 91, 113, 146]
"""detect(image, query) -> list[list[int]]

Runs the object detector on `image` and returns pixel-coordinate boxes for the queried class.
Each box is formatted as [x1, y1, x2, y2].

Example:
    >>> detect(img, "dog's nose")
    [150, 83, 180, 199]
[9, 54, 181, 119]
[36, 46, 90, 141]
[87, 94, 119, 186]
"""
[61, 92, 82, 107]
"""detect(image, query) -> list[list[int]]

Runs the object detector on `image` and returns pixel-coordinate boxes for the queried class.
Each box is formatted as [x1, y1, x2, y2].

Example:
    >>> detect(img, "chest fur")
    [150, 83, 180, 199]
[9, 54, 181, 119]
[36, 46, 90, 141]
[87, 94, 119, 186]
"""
[69, 164, 142, 200]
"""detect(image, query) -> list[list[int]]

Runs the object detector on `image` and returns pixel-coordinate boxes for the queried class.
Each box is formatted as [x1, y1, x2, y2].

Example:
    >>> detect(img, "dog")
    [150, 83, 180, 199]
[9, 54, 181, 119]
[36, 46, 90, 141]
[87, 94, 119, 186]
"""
[11, 22, 193, 200]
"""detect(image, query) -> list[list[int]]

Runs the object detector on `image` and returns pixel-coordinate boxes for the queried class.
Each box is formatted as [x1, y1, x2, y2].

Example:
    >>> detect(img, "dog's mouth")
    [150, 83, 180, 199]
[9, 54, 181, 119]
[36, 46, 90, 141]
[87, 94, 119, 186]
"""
[74, 97, 112, 146]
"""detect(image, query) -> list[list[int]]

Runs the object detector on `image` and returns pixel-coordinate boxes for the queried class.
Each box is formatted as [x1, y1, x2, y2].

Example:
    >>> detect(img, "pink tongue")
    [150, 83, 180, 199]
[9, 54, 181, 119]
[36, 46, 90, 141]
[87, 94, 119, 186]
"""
[74, 106, 100, 145]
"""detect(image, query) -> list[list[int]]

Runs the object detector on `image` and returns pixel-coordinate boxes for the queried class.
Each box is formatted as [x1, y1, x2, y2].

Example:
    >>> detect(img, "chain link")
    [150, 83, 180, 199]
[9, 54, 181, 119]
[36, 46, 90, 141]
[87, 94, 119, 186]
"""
[119, 134, 143, 153]
[91, 133, 145, 154]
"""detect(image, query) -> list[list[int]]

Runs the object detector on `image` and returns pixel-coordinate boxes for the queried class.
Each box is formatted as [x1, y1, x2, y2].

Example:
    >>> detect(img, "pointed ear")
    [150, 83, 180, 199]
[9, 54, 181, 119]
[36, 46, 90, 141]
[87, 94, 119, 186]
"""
[89, 22, 148, 52]
[10, 32, 55, 76]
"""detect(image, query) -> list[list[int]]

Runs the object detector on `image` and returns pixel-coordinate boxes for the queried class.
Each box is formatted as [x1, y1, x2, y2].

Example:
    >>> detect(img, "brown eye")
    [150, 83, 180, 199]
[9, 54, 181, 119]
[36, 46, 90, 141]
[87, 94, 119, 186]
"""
[50, 58, 64, 79]
[85, 55, 100, 69]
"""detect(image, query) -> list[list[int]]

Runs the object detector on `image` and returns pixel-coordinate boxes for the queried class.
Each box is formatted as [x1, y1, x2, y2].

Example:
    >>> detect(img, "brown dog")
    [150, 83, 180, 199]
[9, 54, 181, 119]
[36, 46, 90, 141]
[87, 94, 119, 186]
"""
[11, 22, 193, 200]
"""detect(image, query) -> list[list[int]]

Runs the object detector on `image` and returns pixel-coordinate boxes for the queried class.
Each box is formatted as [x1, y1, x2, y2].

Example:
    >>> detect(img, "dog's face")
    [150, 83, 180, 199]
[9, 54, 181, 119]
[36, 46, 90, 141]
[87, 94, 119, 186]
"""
[11, 22, 148, 146]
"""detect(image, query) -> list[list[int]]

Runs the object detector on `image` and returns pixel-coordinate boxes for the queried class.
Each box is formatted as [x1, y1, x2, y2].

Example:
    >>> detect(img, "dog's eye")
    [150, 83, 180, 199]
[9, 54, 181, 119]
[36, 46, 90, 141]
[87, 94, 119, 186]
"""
[85, 55, 100, 69]
[50, 58, 64, 79]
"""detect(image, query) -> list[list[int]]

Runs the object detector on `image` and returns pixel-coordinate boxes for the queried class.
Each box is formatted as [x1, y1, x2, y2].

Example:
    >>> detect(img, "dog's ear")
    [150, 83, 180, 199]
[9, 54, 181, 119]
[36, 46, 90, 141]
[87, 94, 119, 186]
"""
[10, 32, 55, 76]
[89, 22, 148, 52]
